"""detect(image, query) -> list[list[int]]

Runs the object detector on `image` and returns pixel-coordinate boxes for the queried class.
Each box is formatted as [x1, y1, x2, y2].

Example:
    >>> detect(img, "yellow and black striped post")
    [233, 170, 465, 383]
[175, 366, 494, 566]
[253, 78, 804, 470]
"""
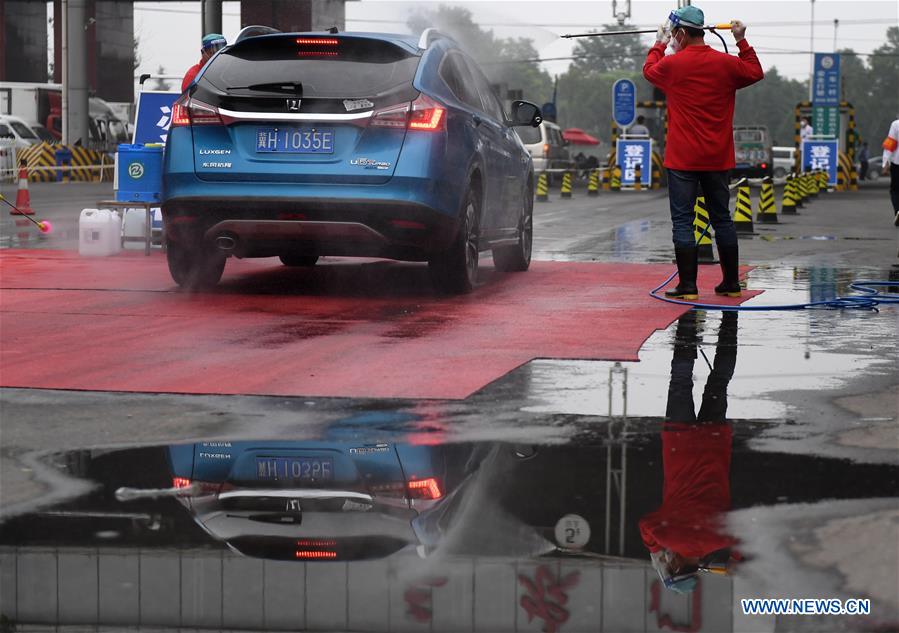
[817, 169, 829, 193]
[733, 178, 755, 234]
[601, 165, 611, 191]
[849, 165, 859, 191]
[797, 172, 810, 204]
[610, 166, 621, 191]
[693, 196, 716, 264]
[560, 171, 573, 198]
[536, 172, 549, 202]
[804, 172, 815, 200]
[757, 176, 778, 223]
[809, 170, 819, 197]
[836, 166, 846, 192]
[587, 169, 600, 196]
[633, 164, 642, 192]
[781, 175, 799, 215]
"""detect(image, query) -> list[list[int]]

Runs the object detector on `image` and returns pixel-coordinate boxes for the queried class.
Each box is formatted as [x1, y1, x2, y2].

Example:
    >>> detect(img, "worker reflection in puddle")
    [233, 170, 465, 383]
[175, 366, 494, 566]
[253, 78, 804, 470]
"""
[640, 310, 742, 593]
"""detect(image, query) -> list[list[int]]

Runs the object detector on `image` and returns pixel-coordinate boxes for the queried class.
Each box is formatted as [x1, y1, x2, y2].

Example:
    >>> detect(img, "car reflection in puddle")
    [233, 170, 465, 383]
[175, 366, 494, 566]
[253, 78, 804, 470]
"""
[1, 312, 897, 631]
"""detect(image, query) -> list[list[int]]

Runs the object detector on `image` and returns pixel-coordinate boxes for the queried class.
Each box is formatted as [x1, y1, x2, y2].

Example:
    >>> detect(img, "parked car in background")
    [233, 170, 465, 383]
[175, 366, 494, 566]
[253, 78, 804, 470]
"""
[732, 125, 773, 179]
[23, 121, 57, 144]
[518, 120, 573, 181]
[772, 146, 796, 179]
[0, 114, 40, 150]
[163, 29, 542, 293]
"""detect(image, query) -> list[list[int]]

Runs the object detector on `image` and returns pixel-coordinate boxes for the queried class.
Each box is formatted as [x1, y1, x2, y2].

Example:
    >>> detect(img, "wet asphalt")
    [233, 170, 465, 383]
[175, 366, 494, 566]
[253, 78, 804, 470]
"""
[0, 179, 897, 632]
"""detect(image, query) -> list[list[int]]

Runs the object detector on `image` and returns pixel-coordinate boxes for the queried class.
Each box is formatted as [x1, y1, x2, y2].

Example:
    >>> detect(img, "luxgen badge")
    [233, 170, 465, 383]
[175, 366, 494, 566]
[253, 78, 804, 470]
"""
[350, 157, 391, 170]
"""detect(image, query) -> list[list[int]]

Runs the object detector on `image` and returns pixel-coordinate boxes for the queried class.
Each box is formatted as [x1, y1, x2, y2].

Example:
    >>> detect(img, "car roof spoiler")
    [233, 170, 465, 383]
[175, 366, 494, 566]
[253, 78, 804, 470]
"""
[235, 25, 282, 44]
[418, 28, 453, 50]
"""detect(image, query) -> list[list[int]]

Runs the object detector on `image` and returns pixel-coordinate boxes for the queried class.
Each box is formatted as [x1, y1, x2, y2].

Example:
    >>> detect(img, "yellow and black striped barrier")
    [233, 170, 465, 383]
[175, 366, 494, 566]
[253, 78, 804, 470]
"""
[633, 164, 642, 192]
[560, 171, 573, 198]
[610, 166, 621, 191]
[781, 174, 799, 215]
[848, 165, 859, 191]
[601, 166, 610, 191]
[797, 172, 810, 204]
[17, 142, 113, 182]
[536, 172, 549, 202]
[693, 196, 716, 264]
[587, 169, 600, 197]
[733, 178, 754, 234]
[817, 169, 828, 193]
[836, 166, 846, 192]
[757, 176, 778, 223]
[809, 170, 819, 197]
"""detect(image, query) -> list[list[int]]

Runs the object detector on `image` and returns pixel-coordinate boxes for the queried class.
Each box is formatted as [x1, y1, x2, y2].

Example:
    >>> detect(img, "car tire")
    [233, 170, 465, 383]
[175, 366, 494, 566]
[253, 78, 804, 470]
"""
[279, 254, 319, 267]
[493, 184, 533, 272]
[773, 167, 786, 179]
[166, 238, 226, 289]
[428, 186, 480, 294]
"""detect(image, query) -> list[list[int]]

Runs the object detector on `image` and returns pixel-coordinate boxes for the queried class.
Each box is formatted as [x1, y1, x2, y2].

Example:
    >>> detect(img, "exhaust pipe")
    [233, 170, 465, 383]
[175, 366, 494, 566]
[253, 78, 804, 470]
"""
[215, 234, 237, 253]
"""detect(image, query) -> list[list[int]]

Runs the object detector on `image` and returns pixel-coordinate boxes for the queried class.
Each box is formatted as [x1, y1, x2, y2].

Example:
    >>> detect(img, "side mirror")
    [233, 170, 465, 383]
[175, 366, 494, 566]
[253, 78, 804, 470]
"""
[509, 100, 542, 128]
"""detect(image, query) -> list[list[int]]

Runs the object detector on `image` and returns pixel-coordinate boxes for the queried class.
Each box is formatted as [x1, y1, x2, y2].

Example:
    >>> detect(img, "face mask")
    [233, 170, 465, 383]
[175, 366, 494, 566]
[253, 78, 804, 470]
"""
[800, 121, 807, 128]
[666, 30, 684, 55]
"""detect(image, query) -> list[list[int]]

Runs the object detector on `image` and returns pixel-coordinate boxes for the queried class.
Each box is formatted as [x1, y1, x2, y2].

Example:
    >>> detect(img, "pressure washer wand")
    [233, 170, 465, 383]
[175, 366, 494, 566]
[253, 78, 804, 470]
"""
[0, 193, 52, 233]
[561, 24, 733, 39]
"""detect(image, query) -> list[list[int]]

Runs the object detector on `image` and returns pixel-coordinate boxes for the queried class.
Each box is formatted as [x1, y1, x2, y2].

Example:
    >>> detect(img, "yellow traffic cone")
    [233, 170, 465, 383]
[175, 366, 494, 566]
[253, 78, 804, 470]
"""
[560, 171, 573, 198]
[587, 169, 599, 197]
[757, 176, 778, 223]
[733, 178, 755, 234]
[781, 175, 799, 215]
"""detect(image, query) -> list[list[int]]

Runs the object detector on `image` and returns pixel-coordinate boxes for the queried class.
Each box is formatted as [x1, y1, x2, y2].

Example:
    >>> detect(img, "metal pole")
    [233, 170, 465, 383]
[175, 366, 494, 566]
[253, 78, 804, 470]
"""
[809, 0, 815, 102]
[61, 0, 68, 144]
[833, 19, 839, 51]
[64, 0, 89, 147]
[203, 0, 223, 35]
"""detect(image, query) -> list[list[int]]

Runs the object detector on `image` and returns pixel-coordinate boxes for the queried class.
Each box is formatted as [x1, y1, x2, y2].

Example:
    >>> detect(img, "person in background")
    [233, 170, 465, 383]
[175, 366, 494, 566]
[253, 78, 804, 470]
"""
[643, 5, 763, 300]
[182, 33, 227, 92]
[882, 115, 899, 226]
[858, 142, 870, 181]
[630, 115, 651, 137]
[799, 117, 814, 141]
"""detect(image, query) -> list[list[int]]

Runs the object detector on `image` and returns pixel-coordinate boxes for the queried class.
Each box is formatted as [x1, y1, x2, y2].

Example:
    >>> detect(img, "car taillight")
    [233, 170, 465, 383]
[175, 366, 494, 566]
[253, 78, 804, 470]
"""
[172, 477, 225, 495]
[371, 104, 409, 128]
[760, 162, 768, 169]
[407, 477, 442, 500]
[408, 95, 445, 131]
[296, 38, 339, 45]
[170, 97, 223, 127]
[172, 477, 192, 489]
[543, 143, 550, 158]
[295, 550, 338, 559]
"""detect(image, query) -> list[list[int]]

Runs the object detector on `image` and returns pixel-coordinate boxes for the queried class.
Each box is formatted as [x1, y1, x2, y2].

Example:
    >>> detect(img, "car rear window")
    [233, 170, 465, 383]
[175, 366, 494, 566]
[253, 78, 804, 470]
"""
[516, 125, 541, 145]
[734, 129, 764, 142]
[202, 37, 420, 100]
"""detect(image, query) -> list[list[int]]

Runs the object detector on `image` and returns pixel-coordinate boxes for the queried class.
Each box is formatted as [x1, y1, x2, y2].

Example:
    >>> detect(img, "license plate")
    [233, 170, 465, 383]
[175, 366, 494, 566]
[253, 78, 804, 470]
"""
[255, 457, 334, 480]
[256, 127, 334, 153]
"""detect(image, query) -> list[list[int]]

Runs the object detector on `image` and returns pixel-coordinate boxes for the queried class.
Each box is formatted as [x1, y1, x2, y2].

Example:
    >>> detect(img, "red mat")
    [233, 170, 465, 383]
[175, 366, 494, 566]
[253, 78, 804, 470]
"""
[0, 250, 759, 400]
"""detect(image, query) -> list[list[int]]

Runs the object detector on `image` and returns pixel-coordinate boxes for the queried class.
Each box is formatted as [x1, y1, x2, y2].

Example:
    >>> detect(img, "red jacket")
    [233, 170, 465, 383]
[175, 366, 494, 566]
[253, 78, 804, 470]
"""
[181, 60, 204, 92]
[639, 423, 735, 558]
[643, 40, 764, 171]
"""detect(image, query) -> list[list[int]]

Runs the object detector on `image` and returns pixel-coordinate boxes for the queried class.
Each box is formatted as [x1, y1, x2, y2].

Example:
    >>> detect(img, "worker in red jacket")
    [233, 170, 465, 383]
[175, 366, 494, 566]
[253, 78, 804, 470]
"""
[640, 311, 742, 593]
[643, 6, 764, 300]
[182, 33, 227, 93]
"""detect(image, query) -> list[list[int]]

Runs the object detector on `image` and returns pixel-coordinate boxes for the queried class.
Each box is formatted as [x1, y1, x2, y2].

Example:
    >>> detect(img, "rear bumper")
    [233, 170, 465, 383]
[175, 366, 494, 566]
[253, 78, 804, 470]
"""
[162, 196, 459, 260]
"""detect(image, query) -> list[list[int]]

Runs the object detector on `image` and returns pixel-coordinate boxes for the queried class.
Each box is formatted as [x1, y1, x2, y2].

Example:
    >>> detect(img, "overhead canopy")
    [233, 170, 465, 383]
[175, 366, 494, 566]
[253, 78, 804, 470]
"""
[562, 128, 600, 146]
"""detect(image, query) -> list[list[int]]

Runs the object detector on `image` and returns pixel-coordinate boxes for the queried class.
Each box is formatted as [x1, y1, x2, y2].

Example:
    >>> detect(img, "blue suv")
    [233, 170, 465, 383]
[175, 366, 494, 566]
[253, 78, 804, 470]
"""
[162, 28, 542, 293]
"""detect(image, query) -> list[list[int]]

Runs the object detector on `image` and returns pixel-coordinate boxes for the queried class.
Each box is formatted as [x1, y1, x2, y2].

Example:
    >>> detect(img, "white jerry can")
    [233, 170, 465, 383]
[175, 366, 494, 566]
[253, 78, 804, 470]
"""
[121, 207, 148, 250]
[78, 208, 122, 256]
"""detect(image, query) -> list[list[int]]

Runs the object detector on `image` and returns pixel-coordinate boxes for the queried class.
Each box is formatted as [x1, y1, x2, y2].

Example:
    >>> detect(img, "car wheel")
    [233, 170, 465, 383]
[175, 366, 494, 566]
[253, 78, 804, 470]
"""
[774, 167, 786, 179]
[492, 185, 532, 272]
[428, 186, 480, 294]
[279, 254, 319, 267]
[166, 238, 226, 289]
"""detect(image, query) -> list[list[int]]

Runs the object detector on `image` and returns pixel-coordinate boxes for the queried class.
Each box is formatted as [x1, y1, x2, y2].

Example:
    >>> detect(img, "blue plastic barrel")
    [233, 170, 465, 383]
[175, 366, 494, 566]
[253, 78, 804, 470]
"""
[116, 143, 164, 203]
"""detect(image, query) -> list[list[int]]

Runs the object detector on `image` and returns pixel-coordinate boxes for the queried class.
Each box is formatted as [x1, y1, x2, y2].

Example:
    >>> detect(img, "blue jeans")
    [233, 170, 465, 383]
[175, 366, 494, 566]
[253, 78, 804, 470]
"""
[667, 169, 737, 248]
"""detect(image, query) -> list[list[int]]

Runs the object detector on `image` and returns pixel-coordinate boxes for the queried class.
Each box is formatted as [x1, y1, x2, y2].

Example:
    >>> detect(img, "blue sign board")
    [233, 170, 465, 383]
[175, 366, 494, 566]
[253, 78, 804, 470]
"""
[612, 79, 636, 128]
[132, 90, 181, 145]
[812, 53, 840, 107]
[542, 102, 557, 122]
[801, 139, 838, 186]
[616, 139, 652, 186]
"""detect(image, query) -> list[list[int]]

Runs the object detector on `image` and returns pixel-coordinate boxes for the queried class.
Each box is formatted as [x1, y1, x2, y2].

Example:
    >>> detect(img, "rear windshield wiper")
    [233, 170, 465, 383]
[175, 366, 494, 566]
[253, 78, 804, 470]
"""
[229, 82, 303, 95]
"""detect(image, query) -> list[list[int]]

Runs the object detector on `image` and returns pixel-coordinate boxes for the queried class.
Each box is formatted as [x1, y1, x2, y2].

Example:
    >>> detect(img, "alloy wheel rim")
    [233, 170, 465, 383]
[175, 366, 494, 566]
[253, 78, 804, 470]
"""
[465, 199, 478, 283]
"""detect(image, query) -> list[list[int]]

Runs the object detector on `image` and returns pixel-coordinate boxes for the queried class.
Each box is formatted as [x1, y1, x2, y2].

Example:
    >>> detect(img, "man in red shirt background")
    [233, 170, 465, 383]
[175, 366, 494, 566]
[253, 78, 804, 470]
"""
[182, 33, 227, 93]
[643, 6, 764, 300]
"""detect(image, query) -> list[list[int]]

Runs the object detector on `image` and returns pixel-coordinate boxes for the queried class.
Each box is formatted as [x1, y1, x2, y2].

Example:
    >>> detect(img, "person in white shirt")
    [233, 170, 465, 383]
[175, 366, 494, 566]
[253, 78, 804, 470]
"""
[630, 115, 651, 137]
[881, 116, 899, 226]
[799, 117, 814, 141]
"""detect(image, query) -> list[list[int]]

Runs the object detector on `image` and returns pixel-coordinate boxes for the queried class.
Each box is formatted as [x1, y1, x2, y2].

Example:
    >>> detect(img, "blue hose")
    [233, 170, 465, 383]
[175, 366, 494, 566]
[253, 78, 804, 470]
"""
[649, 224, 899, 311]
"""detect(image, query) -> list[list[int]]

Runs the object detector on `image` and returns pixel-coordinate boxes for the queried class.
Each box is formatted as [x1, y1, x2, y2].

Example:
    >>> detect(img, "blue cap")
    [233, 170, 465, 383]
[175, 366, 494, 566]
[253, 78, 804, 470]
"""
[201, 33, 227, 50]
[671, 6, 705, 29]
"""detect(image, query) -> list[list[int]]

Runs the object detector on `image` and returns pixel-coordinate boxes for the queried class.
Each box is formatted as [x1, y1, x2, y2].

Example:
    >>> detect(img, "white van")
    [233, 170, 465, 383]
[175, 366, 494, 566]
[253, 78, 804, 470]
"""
[772, 146, 796, 179]
[0, 114, 40, 150]
[517, 120, 573, 178]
